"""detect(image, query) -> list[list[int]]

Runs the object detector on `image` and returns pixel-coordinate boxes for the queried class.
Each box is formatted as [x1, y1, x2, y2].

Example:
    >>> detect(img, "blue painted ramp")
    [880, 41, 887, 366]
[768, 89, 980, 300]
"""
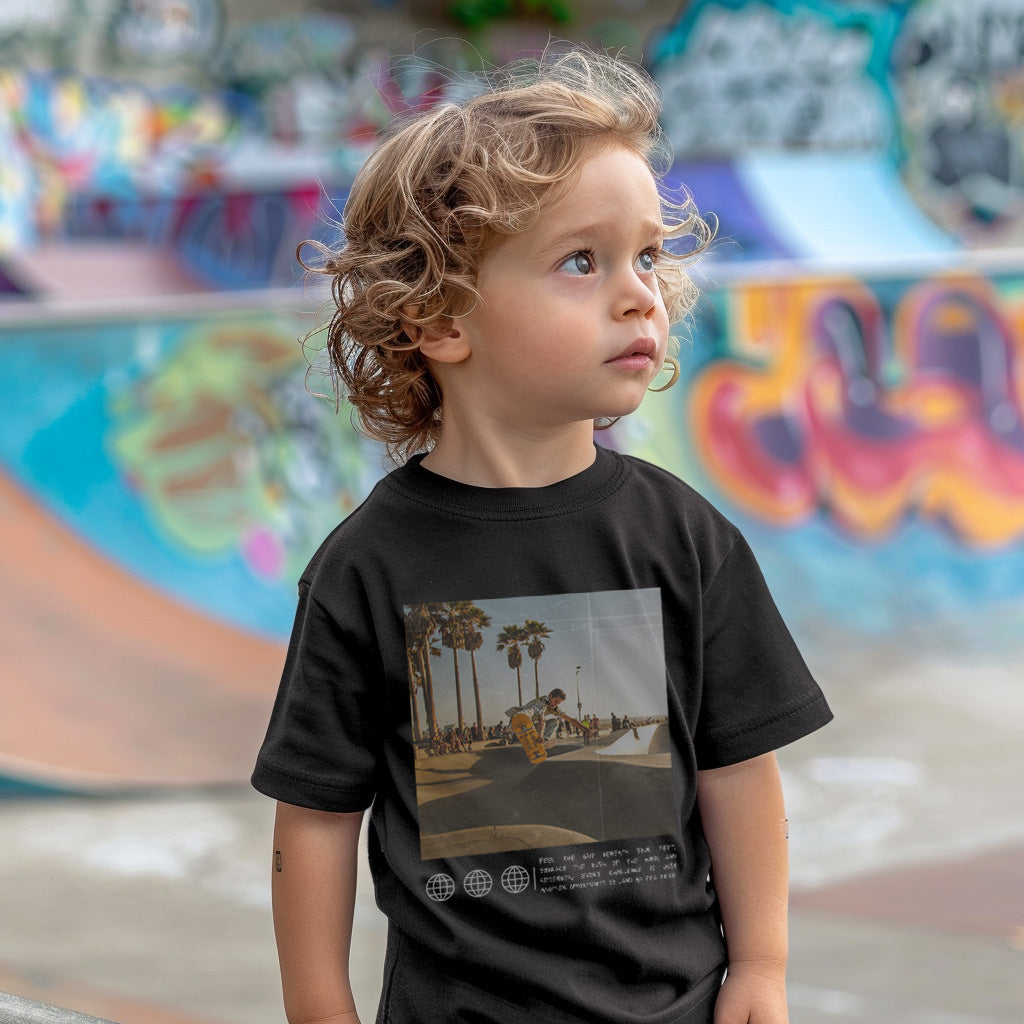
[733, 152, 958, 265]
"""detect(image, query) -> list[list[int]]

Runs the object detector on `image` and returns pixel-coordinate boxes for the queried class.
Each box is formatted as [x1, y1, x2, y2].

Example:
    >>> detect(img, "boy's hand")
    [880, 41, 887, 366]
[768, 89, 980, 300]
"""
[713, 960, 788, 1023]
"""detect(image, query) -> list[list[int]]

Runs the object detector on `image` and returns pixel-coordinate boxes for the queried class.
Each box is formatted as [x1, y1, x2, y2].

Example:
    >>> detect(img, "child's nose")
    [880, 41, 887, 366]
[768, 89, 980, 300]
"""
[615, 268, 659, 319]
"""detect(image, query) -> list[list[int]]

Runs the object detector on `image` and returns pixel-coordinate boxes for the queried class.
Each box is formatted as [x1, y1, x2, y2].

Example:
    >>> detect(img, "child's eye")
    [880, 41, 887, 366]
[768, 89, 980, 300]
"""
[559, 251, 594, 276]
[636, 250, 658, 273]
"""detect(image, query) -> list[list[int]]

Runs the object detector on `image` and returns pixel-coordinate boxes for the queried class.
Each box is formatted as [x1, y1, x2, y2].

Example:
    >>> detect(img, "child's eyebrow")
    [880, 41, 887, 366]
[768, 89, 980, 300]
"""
[537, 217, 665, 255]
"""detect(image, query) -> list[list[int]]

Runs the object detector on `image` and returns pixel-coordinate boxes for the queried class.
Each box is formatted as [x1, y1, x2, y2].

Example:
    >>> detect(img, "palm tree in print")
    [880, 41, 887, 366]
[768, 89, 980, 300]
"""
[438, 600, 487, 731]
[436, 598, 491, 737]
[464, 628, 486, 736]
[406, 645, 425, 742]
[461, 606, 492, 737]
[496, 623, 530, 705]
[405, 604, 442, 738]
[406, 632, 441, 742]
[524, 618, 551, 699]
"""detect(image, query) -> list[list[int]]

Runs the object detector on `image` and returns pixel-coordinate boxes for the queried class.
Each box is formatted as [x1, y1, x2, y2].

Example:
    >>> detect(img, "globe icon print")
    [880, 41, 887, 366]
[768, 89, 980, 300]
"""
[463, 869, 493, 898]
[425, 873, 456, 903]
[501, 865, 530, 894]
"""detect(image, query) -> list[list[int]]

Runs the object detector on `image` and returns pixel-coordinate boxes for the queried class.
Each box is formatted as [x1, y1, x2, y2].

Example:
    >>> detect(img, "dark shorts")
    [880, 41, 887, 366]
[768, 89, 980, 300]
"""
[375, 925, 721, 1024]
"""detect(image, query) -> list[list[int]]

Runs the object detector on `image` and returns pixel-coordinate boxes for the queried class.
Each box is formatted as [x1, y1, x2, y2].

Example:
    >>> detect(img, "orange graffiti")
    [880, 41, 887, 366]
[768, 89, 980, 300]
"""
[690, 273, 1024, 547]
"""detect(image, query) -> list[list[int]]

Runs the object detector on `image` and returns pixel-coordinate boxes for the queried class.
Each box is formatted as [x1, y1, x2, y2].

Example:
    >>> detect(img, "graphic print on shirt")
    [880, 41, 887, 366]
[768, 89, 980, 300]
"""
[403, 589, 675, 860]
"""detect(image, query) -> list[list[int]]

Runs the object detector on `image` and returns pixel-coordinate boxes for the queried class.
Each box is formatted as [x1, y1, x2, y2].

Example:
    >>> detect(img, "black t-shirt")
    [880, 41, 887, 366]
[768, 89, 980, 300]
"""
[252, 446, 832, 1024]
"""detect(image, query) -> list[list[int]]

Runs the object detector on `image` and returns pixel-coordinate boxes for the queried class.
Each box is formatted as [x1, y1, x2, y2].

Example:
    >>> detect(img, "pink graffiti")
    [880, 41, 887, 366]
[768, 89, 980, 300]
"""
[691, 276, 1024, 546]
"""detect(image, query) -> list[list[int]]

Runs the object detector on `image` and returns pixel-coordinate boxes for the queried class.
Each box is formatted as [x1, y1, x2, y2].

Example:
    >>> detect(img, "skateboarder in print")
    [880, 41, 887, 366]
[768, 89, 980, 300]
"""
[506, 688, 590, 751]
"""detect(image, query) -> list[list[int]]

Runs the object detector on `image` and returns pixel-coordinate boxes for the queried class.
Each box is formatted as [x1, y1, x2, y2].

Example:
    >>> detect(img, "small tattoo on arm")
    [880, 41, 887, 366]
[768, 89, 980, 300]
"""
[781, 818, 790, 840]
[274, 850, 283, 872]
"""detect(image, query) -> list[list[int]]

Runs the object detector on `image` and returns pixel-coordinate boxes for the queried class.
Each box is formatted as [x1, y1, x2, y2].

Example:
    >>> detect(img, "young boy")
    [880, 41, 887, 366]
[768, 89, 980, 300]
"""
[252, 48, 831, 1024]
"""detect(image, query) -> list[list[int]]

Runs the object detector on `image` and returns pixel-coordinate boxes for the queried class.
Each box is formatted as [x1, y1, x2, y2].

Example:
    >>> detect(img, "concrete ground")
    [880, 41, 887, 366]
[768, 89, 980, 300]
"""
[1, 644, 1022, 1024]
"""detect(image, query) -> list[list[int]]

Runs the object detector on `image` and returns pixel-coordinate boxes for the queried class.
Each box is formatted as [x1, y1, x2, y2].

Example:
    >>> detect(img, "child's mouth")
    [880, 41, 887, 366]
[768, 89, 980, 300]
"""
[607, 337, 657, 367]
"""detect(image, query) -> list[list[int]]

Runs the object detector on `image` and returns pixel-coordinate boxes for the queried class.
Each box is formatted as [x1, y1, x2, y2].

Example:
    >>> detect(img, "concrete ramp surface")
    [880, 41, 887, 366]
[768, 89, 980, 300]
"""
[596, 724, 670, 757]
[0, 469, 283, 793]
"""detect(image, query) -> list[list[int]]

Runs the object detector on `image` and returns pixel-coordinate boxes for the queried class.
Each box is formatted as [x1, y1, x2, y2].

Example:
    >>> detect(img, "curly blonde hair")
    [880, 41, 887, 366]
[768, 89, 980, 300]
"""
[301, 47, 710, 461]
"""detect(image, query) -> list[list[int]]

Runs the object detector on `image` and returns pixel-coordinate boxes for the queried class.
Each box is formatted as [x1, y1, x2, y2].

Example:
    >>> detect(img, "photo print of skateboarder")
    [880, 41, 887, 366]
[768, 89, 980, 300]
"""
[403, 588, 675, 859]
[505, 689, 591, 765]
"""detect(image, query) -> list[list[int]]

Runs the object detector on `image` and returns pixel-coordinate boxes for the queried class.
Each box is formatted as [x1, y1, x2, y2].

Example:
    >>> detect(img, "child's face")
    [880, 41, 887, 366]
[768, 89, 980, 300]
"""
[447, 145, 670, 431]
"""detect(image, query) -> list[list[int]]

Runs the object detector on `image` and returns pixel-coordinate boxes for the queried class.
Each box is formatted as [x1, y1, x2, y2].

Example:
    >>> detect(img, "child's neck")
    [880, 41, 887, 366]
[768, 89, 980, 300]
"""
[420, 421, 597, 488]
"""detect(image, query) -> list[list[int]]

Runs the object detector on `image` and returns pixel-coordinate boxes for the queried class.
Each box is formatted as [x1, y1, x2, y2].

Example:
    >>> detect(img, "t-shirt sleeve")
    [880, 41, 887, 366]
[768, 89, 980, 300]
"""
[694, 532, 832, 769]
[250, 577, 384, 811]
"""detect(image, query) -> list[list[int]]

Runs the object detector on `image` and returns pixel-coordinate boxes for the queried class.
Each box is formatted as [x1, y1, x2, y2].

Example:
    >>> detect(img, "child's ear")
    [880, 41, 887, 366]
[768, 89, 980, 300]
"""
[403, 319, 471, 364]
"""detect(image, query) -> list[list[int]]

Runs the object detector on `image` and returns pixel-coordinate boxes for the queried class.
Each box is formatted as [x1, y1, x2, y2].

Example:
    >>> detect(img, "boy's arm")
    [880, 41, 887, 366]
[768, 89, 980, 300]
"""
[696, 752, 789, 1024]
[272, 801, 366, 1024]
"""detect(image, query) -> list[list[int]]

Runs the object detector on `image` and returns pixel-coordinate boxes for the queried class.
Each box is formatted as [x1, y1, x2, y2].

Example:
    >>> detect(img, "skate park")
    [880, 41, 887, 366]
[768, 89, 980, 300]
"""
[2, 1, 1024, 1022]
[416, 723, 676, 859]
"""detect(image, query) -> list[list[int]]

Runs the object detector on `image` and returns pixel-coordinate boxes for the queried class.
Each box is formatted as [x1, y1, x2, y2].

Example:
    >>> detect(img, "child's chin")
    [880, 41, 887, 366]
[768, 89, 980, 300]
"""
[597, 396, 648, 421]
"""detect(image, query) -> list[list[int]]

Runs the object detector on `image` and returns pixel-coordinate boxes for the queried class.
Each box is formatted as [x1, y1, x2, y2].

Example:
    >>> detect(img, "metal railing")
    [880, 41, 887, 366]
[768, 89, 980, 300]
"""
[0, 992, 116, 1024]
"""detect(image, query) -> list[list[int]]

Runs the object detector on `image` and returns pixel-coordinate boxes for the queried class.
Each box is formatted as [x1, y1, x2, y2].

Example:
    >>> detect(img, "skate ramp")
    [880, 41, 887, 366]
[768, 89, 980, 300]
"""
[0, 300, 368, 793]
[733, 152, 957, 266]
[670, 153, 958, 271]
[596, 724, 670, 757]
[417, 742, 676, 858]
[0, 468, 284, 793]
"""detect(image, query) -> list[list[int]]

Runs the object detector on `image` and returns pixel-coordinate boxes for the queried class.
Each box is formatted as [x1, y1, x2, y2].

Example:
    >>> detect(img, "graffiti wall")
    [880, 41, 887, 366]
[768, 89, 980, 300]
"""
[690, 273, 1024, 547]
[0, 306, 385, 639]
[6, 2, 1024, 269]
[2, 0, 1024, 673]
[3, 266, 1023, 659]
[607, 270, 1024, 652]
[698, 271, 1024, 639]
[0, 3, 647, 270]
[652, 0, 899, 156]
[644, 1, 1024, 655]
[0, 4, 488, 269]
[652, 0, 1024, 243]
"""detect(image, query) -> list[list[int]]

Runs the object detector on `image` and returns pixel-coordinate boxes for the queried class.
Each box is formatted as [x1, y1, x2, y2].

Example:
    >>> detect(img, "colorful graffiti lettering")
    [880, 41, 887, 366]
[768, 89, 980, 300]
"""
[0, 67, 240, 236]
[108, 319, 378, 582]
[10, 1, 1024, 259]
[690, 273, 1024, 547]
[652, 0, 898, 156]
[0, 32, 463, 269]
[650, 0, 1024, 236]
[894, 0, 1024, 233]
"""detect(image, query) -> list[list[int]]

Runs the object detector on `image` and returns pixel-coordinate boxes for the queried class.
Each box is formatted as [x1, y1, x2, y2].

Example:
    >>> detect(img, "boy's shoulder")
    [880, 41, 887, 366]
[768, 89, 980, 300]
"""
[616, 451, 708, 500]
[613, 452, 750, 576]
[616, 451, 740, 524]
[297, 464, 407, 587]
